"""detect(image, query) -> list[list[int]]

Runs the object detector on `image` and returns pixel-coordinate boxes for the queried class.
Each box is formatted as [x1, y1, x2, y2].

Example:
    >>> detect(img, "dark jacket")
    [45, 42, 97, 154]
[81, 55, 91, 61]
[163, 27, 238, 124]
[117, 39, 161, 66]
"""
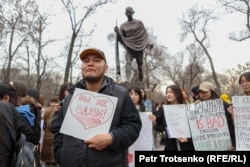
[155, 104, 195, 151]
[223, 102, 236, 148]
[53, 76, 142, 167]
[0, 101, 38, 166]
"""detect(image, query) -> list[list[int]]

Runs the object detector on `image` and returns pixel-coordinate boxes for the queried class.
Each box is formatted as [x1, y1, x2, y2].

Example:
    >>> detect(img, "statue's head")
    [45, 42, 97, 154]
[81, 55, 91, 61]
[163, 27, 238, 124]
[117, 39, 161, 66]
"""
[125, 6, 134, 14]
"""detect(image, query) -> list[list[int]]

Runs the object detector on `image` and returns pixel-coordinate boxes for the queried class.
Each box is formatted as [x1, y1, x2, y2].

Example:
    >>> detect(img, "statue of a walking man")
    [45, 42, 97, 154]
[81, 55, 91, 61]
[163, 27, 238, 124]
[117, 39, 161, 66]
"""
[114, 6, 152, 82]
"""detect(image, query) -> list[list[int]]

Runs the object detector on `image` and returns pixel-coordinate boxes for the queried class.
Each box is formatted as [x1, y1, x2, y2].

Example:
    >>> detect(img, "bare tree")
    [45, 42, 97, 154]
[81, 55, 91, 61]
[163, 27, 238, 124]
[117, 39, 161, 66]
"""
[218, 0, 250, 41]
[224, 61, 250, 95]
[163, 51, 185, 86]
[0, 0, 35, 81]
[30, 7, 55, 90]
[179, 4, 221, 94]
[61, 0, 116, 83]
[181, 44, 205, 91]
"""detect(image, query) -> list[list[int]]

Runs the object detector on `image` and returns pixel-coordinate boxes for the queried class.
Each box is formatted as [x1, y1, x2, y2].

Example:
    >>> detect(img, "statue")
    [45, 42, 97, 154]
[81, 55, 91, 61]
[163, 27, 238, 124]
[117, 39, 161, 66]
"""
[114, 6, 152, 82]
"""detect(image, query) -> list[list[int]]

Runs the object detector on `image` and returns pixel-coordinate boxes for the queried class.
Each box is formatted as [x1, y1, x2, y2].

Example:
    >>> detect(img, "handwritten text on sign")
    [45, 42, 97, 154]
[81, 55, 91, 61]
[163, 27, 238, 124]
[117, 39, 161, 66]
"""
[60, 88, 118, 140]
[163, 104, 191, 138]
[187, 99, 231, 151]
[232, 96, 250, 150]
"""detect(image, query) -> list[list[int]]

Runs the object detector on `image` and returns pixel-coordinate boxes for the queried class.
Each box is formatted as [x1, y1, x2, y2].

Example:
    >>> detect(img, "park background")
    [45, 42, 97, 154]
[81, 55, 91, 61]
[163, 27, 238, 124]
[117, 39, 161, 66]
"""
[0, 0, 249, 105]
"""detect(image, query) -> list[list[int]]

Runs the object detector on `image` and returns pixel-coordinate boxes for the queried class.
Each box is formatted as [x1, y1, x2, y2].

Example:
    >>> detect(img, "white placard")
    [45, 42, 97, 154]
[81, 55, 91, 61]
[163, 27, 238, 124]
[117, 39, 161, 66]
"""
[60, 88, 117, 140]
[232, 96, 250, 150]
[163, 104, 191, 138]
[187, 99, 231, 151]
[128, 112, 153, 167]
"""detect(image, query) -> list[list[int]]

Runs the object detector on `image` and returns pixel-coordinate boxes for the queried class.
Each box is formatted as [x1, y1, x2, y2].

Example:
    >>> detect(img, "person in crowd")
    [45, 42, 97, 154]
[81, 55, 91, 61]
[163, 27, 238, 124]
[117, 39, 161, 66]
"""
[129, 87, 156, 150]
[238, 72, 250, 95]
[58, 82, 73, 104]
[0, 82, 38, 145]
[21, 95, 42, 146]
[48, 82, 73, 133]
[181, 88, 189, 103]
[197, 82, 235, 150]
[129, 87, 155, 121]
[130, 87, 156, 118]
[114, 6, 152, 82]
[0, 101, 28, 166]
[155, 85, 195, 151]
[40, 96, 59, 166]
[189, 85, 199, 103]
[140, 88, 153, 112]
[9, 80, 27, 106]
[228, 72, 250, 123]
[53, 48, 142, 167]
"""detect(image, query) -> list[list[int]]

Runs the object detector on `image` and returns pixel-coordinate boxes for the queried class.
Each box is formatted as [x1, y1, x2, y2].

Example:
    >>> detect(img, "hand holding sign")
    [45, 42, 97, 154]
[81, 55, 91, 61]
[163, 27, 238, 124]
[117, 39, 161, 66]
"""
[84, 133, 113, 151]
[60, 88, 118, 140]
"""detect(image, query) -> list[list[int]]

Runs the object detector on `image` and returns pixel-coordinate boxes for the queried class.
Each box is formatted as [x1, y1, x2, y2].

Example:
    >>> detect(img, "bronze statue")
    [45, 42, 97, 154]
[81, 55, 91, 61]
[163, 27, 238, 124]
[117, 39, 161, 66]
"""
[114, 6, 152, 82]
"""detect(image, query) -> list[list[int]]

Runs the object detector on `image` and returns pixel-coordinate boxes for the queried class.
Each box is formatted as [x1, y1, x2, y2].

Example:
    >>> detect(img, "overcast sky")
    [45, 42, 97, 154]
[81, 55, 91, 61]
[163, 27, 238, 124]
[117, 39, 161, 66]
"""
[41, 0, 250, 75]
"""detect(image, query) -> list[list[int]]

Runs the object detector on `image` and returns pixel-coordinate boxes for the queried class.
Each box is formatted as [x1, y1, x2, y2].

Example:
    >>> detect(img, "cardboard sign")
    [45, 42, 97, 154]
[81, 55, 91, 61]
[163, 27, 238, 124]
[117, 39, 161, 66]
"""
[232, 96, 250, 150]
[128, 112, 153, 167]
[187, 99, 231, 151]
[60, 88, 117, 140]
[163, 104, 191, 138]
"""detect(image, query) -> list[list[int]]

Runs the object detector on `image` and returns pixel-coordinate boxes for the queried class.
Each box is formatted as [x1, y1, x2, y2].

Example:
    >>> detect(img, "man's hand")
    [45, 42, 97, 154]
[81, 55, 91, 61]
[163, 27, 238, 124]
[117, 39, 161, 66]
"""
[84, 133, 113, 151]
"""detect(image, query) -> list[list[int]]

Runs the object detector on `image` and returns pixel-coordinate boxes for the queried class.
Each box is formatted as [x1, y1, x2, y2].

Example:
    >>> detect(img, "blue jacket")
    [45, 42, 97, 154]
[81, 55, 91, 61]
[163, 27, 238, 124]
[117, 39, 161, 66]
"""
[53, 76, 142, 167]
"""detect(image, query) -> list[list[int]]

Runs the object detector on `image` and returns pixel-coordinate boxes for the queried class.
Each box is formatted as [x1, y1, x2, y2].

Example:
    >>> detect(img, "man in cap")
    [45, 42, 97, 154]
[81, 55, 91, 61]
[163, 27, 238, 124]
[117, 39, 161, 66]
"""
[53, 48, 142, 167]
[114, 6, 152, 82]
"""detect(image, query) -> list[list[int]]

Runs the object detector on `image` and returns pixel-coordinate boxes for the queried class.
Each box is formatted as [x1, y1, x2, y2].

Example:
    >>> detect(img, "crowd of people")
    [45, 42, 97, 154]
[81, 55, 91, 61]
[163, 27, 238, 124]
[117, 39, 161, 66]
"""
[0, 45, 249, 167]
[0, 5, 249, 167]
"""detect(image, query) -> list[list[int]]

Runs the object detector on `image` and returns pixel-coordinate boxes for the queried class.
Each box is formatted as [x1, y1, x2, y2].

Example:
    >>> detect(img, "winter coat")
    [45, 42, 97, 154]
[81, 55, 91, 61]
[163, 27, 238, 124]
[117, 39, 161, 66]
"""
[0, 101, 38, 166]
[40, 107, 56, 164]
[21, 96, 42, 145]
[53, 76, 142, 167]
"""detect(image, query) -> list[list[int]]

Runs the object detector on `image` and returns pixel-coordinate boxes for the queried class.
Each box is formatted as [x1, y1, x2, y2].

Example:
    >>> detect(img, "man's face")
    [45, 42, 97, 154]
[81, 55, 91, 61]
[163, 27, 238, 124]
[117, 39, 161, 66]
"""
[125, 11, 133, 19]
[81, 54, 108, 83]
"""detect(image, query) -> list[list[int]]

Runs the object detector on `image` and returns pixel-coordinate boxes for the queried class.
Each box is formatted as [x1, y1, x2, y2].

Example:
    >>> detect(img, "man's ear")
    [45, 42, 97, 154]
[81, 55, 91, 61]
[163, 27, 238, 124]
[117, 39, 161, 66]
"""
[3, 95, 10, 102]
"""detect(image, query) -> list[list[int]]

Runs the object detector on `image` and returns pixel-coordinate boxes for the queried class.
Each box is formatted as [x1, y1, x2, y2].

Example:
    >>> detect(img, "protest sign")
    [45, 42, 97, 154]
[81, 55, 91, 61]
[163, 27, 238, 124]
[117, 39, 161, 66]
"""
[232, 96, 250, 150]
[128, 112, 153, 167]
[163, 104, 191, 138]
[187, 99, 231, 150]
[60, 88, 117, 140]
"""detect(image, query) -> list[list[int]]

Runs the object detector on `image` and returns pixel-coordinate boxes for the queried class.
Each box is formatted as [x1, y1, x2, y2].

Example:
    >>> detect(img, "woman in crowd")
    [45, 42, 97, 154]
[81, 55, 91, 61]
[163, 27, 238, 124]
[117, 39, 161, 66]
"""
[155, 85, 195, 151]
[129, 87, 156, 150]
[197, 82, 235, 150]
[228, 72, 250, 122]
[140, 88, 153, 112]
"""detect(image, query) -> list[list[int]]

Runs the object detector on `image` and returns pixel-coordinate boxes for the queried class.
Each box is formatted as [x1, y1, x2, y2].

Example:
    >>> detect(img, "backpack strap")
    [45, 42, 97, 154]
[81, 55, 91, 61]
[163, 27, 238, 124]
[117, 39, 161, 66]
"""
[14, 133, 26, 153]
[0, 110, 25, 153]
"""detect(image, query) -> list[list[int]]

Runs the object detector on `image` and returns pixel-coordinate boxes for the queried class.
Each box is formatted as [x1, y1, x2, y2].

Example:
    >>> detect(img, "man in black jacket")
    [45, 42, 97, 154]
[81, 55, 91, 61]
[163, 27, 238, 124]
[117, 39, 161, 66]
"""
[0, 82, 40, 145]
[0, 101, 36, 166]
[53, 48, 142, 167]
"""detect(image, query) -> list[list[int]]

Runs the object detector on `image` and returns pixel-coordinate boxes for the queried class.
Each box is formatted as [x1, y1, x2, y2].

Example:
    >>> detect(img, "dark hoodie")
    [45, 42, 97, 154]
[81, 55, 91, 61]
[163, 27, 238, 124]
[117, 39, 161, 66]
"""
[53, 76, 142, 167]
